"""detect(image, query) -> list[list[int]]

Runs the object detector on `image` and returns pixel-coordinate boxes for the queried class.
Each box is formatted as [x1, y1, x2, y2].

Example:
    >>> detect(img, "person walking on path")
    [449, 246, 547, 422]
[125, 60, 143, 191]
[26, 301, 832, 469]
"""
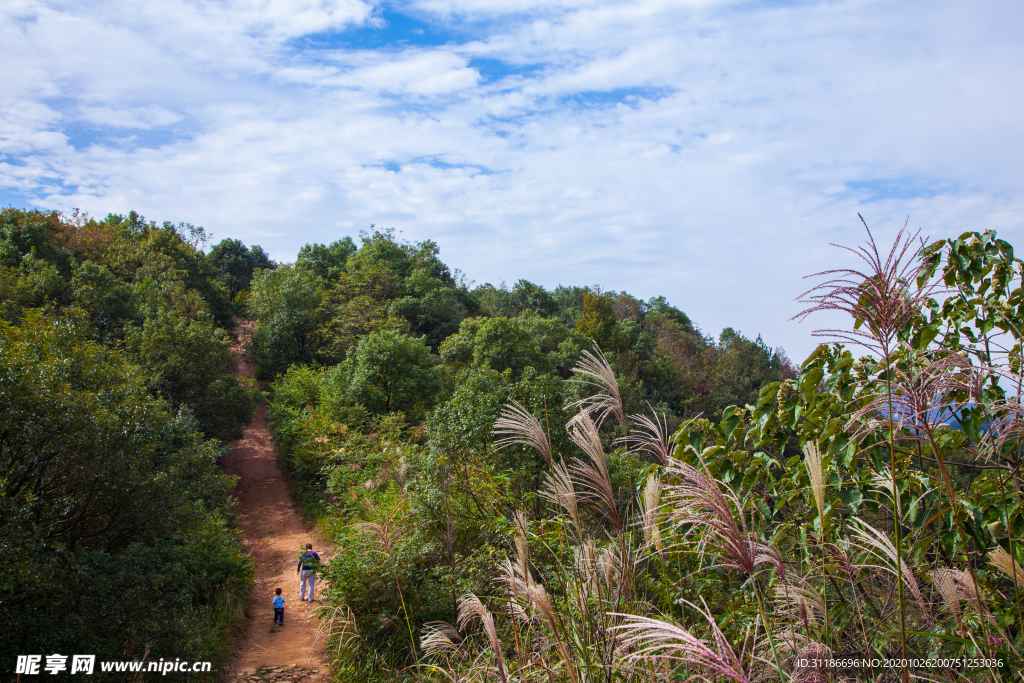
[298, 543, 321, 602]
[273, 588, 285, 625]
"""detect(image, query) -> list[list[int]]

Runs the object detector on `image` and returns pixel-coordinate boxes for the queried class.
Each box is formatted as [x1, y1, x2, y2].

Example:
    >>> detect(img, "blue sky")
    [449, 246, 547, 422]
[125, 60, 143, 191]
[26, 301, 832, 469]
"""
[1, 0, 1022, 361]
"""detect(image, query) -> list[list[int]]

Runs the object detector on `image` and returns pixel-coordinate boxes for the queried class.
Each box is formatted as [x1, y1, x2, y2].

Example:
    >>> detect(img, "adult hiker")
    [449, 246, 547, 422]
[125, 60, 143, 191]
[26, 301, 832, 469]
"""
[297, 543, 321, 602]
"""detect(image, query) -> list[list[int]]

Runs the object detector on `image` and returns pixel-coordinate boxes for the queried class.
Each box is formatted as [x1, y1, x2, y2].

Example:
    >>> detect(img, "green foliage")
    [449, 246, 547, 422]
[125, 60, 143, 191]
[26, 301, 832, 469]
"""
[297, 237, 357, 282]
[0, 208, 252, 442]
[70, 260, 138, 341]
[102, 216, 233, 326]
[207, 237, 275, 299]
[576, 290, 622, 351]
[438, 313, 589, 381]
[343, 330, 441, 420]
[249, 265, 328, 377]
[475, 279, 559, 318]
[0, 312, 252, 673]
[0, 256, 69, 323]
[0, 207, 72, 272]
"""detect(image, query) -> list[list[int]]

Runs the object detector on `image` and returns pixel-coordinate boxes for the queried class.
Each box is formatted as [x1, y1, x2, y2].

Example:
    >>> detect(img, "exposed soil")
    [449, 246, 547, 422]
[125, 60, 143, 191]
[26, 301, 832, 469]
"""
[223, 324, 331, 682]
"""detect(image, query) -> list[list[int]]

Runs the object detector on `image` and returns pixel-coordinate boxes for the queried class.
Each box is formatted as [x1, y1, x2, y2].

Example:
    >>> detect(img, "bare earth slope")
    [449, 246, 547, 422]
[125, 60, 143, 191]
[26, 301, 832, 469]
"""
[223, 324, 330, 682]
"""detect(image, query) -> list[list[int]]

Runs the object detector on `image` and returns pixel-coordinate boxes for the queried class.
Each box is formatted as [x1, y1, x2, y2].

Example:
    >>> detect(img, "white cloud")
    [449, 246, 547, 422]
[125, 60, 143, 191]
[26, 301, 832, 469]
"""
[77, 105, 183, 129]
[343, 51, 481, 94]
[0, 0, 1022, 360]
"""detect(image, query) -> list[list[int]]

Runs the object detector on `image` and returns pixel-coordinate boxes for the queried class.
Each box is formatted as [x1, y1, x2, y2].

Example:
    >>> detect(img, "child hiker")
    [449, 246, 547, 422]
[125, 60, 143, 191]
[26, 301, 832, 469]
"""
[297, 543, 321, 602]
[273, 587, 285, 625]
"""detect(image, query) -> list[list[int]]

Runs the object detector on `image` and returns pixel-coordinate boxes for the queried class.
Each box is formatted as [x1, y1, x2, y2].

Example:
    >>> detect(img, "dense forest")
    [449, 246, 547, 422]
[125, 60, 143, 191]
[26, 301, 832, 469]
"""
[0, 208, 256, 672]
[6, 207, 1024, 682]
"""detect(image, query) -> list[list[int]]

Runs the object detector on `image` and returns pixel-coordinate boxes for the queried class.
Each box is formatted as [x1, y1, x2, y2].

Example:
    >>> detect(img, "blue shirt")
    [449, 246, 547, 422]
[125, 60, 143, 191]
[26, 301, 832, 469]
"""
[273, 596, 285, 609]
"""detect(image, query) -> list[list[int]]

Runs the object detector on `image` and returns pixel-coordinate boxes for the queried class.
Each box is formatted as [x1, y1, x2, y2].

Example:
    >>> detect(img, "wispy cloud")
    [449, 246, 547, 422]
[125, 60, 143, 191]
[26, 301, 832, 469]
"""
[0, 0, 1021, 359]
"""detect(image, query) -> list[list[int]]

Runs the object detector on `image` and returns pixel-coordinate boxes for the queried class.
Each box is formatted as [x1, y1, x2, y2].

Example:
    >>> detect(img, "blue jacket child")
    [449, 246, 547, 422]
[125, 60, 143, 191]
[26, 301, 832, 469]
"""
[273, 587, 285, 625]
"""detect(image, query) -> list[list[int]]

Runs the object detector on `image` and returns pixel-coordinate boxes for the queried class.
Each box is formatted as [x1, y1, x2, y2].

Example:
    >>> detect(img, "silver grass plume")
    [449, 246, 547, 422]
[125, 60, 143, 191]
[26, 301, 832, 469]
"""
[527, 584, 579, 683]
[848, 519, 926, 615]
[568, 347, 627, 434]
[802, 441, 825, 529]
[932, 568, 962, 620]
[457, 593, 508, 683]
[663, 459, 782, 579]
[622, 408, 673, 465]
[420, 621, 465, 660]
[610, 600, 750, 683]
[540, 459, 582, 537]
[568, 411, 622, 530]
[792, 642, 833, 683]
[641, 474, 664, 557]
[990, 546, 1024, 589]
[513, 510, 534, 589]
[774, 576, 826, 630]
[312, 604, 360, 655]
[792, 217, 938, 356]
[493, 399, 551, 465]
[574, 537, 600, 596]
[498, 557, 529, 600]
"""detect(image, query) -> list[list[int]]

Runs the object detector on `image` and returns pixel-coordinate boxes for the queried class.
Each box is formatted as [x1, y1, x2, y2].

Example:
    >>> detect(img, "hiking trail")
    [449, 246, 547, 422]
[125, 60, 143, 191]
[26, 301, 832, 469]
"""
[223, 323, 331, 682]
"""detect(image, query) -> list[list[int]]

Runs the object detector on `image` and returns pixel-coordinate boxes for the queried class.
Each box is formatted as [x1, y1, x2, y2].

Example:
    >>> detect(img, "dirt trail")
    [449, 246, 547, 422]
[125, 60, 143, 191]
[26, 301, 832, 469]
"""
[223, 324, 331, 682]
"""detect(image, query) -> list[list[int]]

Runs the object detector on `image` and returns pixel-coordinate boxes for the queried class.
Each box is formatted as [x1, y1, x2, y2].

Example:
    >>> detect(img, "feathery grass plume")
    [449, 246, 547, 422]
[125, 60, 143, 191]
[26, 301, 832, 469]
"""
[802, 441, 825, 529]
[774, 576, 826, 631]
[493, 399, 551, 465]
[513, 511, 534, 589]
[540, 458, 582, 536]
[352, 497, 416, 560]
[990, 546, 1024, 589]
[933, 568, 962, 620]
[663, 459, 782, 579]
[313, 604, 360, 655]
[848, 519, 926, 614]
[791, 218, 939, 672]
[568, 347, 626, 434]
[527, 584, 579, 683]
[498, 557, 529, 600]
[420, 621, 466, 660]
[846, 351, 981, 446]
[640, 474, 664, 557]
[792, 217, 936, 355]
[352, 498, 420, 663]
[622, 408, 673, 465]
[791, 642, 833, 683]
[457, 593, 508, 683]
[607, 535, 636, 601]
[932, 567, 1004, 633]
[568, 411, 621, 530]
[610, 600, 750, 683]
[574, 538, 603, 600]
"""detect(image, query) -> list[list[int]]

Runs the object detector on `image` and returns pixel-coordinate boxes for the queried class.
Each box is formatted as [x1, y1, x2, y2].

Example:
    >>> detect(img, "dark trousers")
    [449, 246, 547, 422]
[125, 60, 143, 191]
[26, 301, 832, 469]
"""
[274, 607, 284, 624]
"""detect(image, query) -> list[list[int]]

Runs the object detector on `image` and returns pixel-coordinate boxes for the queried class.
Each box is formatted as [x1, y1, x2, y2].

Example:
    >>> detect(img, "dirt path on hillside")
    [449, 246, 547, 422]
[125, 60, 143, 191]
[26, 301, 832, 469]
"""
[222, 324, 331, 682]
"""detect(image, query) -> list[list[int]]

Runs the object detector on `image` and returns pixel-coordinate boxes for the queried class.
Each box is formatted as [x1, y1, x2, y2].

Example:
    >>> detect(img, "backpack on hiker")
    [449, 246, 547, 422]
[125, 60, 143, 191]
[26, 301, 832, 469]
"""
[299, 549, 321, 572]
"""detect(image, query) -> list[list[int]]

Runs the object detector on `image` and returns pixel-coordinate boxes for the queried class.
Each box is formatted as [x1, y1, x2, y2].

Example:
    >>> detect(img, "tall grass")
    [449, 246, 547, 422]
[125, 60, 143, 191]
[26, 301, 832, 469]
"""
[317, 226, 1024, 682]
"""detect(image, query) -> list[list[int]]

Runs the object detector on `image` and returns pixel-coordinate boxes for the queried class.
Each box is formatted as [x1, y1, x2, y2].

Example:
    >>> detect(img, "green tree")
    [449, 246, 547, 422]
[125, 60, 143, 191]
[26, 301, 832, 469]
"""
[475, 279, 558, 318]
[70, 260, 138, 342]
[207, 238, 275, 299]
[343, 330, 441, 419]
[102, 218, 233, 326]
[297, 237, 357, 282]
[575, 290, 622, 352]
[124, 294, 252, 440]
[249, 265, 327, 377]
[0, 207, 71, 273]
[0, 311, 252, 669]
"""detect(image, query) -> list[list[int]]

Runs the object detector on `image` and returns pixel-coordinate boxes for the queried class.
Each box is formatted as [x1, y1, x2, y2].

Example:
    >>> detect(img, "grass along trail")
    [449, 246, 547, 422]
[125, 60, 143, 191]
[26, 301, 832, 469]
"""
[223, 323, 331, 682]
